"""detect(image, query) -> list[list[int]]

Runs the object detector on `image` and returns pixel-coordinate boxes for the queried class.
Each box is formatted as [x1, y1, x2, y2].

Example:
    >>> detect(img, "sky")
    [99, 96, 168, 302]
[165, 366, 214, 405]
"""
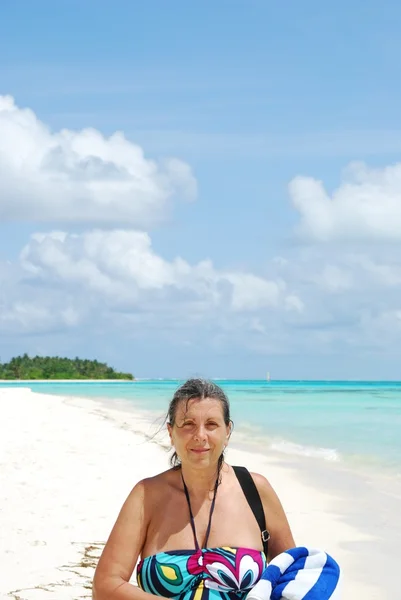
[2, 0, 401, 379]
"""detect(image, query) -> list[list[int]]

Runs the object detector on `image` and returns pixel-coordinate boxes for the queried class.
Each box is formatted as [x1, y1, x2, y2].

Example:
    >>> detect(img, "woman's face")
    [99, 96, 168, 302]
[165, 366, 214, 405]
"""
[167, 397, 230, 469]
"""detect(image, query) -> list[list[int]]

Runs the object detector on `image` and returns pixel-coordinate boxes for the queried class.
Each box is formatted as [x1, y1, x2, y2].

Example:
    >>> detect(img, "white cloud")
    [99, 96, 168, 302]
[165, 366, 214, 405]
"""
[0, 301, 82, 334]
[4, 94, 401, 362]
[257, 244, 401, 354]
[223, 273, 283, 311]
[318, 265, 354, 293]
[284, 294, 304, 312]
[0, 95, 196, 226]
[249, 318, 266, 333]
[4, 232, 401, 360]
[289, 161, 401, 241]
[348, 255, 401, 286]
[18, 229, 302, 315]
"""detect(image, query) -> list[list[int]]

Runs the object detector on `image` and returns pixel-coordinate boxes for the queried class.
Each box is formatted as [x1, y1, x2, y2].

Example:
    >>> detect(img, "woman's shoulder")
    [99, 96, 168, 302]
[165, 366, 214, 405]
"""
[248, 470, 271, 487]
[246, 470, 291, 524]
[246, 470, 280, 504]
[144, 467, 180, 486]
[230, 465, 272, 490]
[246, 469, 295, 557]
[128, 468, 179, 502]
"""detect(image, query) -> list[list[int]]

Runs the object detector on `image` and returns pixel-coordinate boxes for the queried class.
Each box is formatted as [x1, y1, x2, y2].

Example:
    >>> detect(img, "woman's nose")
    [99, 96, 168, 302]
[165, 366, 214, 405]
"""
[194, 424, 207, 440]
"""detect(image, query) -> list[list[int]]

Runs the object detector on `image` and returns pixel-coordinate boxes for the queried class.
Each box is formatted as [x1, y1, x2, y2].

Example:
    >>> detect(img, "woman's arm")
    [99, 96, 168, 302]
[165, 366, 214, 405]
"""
[92, 479, 168, 600]
[251, 472, 296, 563]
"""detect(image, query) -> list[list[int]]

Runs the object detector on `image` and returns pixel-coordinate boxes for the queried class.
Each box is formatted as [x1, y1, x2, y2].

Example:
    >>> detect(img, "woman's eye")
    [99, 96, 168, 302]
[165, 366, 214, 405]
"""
[207, 422, 218, 428]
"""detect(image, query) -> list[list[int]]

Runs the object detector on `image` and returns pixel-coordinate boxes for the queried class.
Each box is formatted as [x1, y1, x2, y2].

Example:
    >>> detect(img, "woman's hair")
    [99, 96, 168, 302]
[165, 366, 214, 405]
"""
[167, 378, 232, 470]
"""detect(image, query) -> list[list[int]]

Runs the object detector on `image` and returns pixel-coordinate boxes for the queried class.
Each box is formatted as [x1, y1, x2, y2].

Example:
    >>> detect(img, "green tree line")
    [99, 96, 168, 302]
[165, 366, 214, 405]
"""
[0, 354, 134, 380]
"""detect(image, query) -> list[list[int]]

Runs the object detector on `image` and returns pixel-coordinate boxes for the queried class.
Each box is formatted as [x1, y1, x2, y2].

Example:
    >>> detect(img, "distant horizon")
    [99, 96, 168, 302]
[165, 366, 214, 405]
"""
[2, 377, 401, 384]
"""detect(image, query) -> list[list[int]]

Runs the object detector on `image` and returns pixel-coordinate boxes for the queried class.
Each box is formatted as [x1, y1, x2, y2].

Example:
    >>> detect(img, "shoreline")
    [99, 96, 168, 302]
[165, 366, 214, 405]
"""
[0, 379, 135, 383]
[3, 380, 399, 479]
[1, 388, 395, 599]
[2, 378, 401, 383]
[82, 390, 401, 483]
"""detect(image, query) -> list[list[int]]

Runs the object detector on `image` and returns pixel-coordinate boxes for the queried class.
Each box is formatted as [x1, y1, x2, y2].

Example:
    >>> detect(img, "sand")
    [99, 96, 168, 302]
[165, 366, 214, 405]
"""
[0, 387, 393, 599]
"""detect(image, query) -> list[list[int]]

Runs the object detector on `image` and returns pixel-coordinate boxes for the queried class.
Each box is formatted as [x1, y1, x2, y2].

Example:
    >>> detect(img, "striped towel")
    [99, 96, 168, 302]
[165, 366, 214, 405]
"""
[246, 547, 341, 600]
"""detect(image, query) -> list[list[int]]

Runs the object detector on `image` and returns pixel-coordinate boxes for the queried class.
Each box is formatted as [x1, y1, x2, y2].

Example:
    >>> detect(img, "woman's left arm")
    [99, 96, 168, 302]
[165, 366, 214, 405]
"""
[251, 472, 296, 562]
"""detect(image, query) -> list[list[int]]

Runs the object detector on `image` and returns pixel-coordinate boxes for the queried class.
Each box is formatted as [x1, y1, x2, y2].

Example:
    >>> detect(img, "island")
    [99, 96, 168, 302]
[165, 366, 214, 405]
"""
[0, 354, 134, 380]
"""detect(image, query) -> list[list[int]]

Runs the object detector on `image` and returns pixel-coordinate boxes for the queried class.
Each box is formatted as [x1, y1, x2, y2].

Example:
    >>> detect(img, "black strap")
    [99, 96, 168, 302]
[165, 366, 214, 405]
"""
[233, 465, 270, 557]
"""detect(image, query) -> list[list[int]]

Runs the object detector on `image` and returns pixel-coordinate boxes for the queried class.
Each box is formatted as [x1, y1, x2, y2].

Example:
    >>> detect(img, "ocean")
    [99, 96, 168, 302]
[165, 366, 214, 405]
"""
[2, 379, 400, 477]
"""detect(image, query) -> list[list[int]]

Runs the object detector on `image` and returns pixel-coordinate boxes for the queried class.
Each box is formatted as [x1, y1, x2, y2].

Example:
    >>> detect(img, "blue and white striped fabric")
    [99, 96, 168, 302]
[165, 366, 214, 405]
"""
[246, 547, 341, 600]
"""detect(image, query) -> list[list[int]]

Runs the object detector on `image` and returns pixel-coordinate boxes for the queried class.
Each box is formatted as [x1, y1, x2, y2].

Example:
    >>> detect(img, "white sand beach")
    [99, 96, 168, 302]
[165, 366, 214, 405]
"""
[0, 387, 393, 599]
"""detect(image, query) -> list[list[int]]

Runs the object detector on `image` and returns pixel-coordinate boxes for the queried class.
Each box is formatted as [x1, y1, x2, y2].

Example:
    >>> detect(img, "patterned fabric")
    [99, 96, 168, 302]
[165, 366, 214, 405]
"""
[137, 546, 266, 600]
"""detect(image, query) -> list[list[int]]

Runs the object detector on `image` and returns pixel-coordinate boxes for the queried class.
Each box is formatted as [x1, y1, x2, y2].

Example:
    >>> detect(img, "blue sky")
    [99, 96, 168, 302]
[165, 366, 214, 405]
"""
[1, 0, 401, 379]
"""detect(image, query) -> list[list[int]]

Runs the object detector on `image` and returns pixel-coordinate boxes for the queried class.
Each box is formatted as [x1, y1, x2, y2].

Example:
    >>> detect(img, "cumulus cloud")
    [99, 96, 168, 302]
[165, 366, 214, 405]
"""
[224, 273, 283, 311]
[4, 93, 401, 362]
[18, 229, 302, 314]
[0, 301, 82, 334]
[260, 244, 401, 351]
[315, 265, 354, 293]
[348, 254, 401, 286]
[0, 95, 196, 226]
[289, 161, 401, 242]
[4, 231, 401, 357]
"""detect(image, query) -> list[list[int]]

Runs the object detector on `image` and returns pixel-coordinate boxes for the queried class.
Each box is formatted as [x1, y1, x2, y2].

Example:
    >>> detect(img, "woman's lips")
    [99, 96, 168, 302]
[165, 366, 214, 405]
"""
[191, 448, 209, 453]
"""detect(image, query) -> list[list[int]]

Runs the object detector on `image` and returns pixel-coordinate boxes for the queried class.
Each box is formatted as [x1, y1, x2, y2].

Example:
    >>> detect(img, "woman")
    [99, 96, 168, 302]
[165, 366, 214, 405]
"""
[92, 379, 295, 600]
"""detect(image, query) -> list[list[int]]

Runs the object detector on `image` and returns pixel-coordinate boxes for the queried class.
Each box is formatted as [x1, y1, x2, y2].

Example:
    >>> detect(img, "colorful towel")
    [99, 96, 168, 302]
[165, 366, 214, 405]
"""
[246, 547, 341, 600]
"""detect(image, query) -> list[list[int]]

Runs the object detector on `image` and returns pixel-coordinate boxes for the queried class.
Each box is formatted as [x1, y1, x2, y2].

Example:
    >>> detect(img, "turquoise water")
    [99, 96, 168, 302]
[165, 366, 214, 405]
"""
[2, 379, 400, 474]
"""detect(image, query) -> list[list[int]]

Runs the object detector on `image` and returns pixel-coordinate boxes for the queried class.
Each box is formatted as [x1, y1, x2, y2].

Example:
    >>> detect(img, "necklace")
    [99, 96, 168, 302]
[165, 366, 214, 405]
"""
[181, 471, 219, 550]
